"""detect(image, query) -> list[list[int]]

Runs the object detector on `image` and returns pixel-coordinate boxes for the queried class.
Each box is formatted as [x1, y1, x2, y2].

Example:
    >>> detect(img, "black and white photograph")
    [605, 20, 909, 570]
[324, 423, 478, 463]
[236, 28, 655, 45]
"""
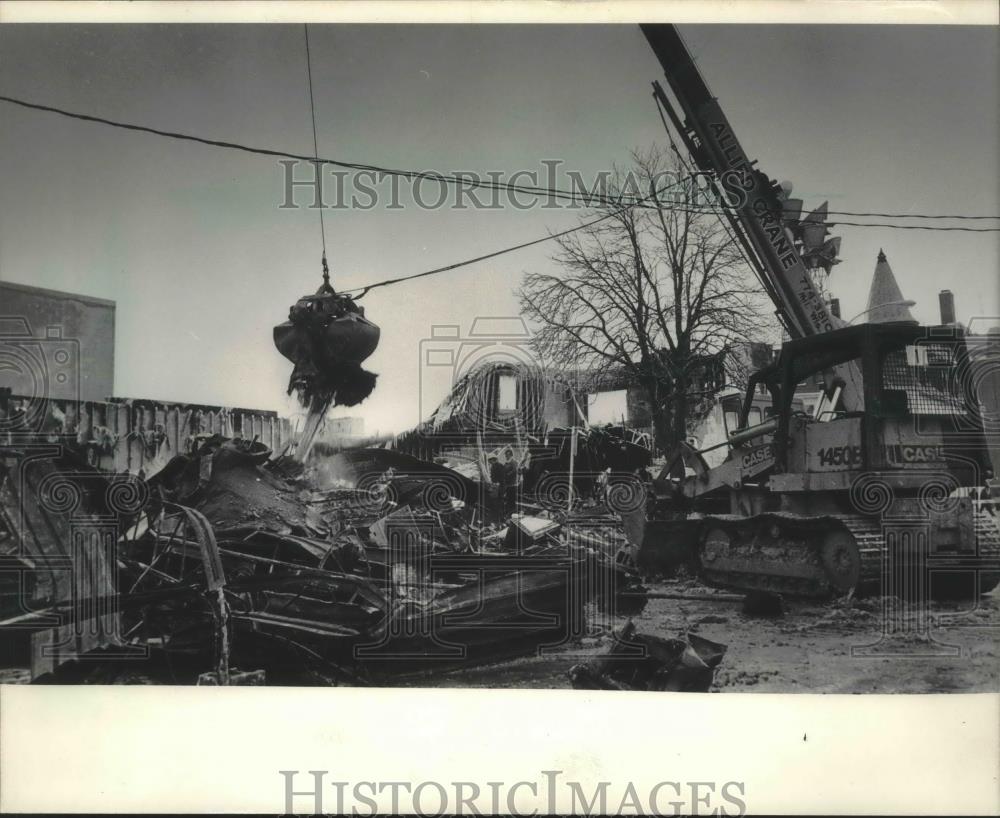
[0, 1, 998, 812]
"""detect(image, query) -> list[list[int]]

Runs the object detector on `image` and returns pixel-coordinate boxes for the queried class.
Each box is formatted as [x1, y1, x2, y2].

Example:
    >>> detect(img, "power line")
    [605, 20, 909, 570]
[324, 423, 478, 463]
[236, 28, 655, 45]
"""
[2, 92, 998, 226]
[349, 196, 1000, 301]
[350, 130, 996, 296]
[0, 93, 638, 210]
[3, 89, 996, 305]
[1, 89, 997, 305]
[662, 205, 1000, 232]
[828, 220, 999, 233]
[608, 199, 1000, 232]
[818, 210, 997, 221]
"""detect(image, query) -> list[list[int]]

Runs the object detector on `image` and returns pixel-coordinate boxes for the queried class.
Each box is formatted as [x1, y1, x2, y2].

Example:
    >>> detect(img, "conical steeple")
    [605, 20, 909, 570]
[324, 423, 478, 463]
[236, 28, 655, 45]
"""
[864, 249, 916, 324]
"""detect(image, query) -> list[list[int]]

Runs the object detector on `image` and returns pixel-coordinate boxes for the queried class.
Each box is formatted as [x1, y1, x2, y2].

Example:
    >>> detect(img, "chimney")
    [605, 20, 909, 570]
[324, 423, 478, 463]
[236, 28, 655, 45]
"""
[939, 289, 956, 325]
[829, 298, 841, 319]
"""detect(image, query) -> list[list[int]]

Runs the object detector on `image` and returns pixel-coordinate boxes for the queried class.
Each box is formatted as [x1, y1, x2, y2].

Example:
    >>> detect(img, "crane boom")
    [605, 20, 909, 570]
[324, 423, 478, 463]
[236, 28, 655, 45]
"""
[640, 23, 862, 409]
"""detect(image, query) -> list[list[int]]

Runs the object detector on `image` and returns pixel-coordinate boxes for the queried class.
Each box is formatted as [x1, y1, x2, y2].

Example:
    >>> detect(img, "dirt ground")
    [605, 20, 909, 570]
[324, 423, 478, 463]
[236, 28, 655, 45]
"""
[394, 580, 1000, 693]
[3, 581, 995, 691]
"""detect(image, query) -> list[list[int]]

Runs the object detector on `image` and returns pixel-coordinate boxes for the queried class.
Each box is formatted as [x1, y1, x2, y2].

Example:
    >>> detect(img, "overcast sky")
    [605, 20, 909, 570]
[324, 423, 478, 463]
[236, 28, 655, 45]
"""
[1, 24, 997, 433]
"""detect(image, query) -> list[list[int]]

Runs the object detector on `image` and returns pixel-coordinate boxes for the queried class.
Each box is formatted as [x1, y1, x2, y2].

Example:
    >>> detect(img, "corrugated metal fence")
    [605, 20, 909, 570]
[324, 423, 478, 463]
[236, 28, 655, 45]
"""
[1, 394, 292, 475]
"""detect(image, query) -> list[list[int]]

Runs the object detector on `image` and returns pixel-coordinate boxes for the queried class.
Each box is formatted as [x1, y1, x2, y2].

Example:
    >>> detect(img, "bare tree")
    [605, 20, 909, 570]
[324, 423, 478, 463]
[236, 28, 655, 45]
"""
[519, 148, 771, 452]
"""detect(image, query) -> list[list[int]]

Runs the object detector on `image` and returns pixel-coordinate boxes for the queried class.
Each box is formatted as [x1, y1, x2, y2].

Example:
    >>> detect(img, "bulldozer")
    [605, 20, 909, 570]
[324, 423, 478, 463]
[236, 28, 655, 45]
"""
[637, 24, 999, 598]
[652, 321, 1000, 598]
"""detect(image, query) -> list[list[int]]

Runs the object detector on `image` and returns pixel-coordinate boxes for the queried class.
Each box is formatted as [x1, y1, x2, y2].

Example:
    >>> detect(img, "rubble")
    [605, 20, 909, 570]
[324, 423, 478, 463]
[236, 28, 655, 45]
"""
[568, 621, 727, 692]
[2, 430, 654, 684]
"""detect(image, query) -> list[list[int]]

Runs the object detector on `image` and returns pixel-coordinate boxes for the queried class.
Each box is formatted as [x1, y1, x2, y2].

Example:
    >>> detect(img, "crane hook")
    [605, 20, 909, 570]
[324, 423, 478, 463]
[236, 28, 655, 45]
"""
[319, 252, 332, 293]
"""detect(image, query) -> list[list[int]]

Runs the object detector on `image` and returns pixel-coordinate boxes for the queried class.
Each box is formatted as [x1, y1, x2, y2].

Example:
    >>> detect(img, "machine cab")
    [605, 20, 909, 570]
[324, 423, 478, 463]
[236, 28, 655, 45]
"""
[757, 324, 986, 483]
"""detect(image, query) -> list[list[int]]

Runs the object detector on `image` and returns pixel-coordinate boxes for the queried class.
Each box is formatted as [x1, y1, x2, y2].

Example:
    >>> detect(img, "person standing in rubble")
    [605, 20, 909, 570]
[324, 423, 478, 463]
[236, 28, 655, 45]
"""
[500, 449, 521, 517]
[488, 456, 504, 486]
[486, 455, 506, 519]
[595, 466, 612, 507]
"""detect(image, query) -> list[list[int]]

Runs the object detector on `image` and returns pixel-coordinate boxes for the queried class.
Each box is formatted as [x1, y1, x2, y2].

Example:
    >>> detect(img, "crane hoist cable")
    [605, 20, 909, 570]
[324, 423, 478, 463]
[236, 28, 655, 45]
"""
[304, 23, 329, 283]
[272, 25, 381, 444]
[345, 174, 693, 297]
[650, 84, 791, 335]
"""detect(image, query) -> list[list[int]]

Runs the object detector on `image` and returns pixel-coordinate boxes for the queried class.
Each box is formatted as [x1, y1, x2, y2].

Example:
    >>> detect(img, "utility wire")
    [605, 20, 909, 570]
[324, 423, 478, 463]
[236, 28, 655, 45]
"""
[348, 166, 996, 298]
[0, 93, 637, 209]
[1, 92, 998, 225]
[1, 91, 997, 305]
[303, 24, 329, 278]
[825, 220, 999, 233]
[350, 195, 1000, 301]
[816, 210, 997, 221]
[648, 204, 1000, 232]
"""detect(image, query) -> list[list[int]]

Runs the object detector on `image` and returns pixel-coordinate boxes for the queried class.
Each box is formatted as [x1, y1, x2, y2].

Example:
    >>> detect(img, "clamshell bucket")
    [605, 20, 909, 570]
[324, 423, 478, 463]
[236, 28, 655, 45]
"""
[273, 280, 380, 408]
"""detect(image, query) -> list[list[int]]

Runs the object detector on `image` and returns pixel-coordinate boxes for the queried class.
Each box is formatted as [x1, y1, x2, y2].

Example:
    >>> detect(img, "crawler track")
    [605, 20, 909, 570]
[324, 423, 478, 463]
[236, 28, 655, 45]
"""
[696, 507, 1000, 599]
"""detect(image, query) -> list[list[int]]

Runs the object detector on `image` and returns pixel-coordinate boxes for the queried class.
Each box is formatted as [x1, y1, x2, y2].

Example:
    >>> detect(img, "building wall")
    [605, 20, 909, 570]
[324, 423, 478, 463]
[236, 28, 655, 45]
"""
[0, 281, 115, 403]
[625, 384, 652, 428]
[541, 382, 577, 428]
[0, 393, 291, 477]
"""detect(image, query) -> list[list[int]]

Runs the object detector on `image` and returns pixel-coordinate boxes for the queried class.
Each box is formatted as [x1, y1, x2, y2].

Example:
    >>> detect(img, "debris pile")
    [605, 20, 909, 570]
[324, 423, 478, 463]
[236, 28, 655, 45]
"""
[4, 432, 655, 685]
[568, 621, 727, 692]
